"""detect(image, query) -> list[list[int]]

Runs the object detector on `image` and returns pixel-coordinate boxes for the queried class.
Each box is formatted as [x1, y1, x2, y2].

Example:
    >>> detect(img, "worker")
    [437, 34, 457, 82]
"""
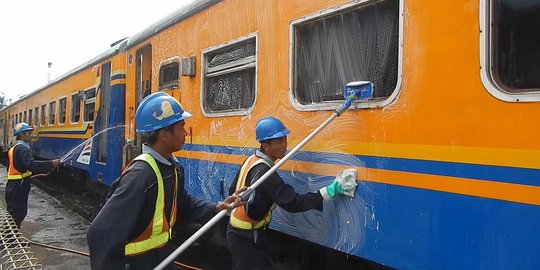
[5, 122, 60, 228]
[227, 116, 356, 270]
[87, 92, 242, 270]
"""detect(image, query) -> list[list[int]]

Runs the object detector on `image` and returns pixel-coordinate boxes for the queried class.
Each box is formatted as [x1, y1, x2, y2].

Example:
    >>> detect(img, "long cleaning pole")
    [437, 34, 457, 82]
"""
[154, 81, 373, 270]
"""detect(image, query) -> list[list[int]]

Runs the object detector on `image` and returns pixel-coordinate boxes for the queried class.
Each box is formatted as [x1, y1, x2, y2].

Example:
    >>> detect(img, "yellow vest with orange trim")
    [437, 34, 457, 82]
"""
[7, 143, 32, 181]
[124, 153, 178, 256]
[230, 154, 275, 230]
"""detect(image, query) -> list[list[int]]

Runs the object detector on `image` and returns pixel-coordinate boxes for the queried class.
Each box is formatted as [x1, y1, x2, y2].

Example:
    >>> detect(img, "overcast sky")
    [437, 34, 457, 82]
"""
[0, 0, 196, 103]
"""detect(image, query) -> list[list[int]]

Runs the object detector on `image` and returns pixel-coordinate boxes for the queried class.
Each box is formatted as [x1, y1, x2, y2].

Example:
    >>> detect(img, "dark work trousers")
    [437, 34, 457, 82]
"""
[5, 178, 32, 228]
[227, 226, 272, 270]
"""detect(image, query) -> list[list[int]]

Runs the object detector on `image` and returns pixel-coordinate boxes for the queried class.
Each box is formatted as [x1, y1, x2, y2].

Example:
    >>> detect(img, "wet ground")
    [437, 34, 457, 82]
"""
[0, 165, 233, 270]
[0, 165, 91, 269]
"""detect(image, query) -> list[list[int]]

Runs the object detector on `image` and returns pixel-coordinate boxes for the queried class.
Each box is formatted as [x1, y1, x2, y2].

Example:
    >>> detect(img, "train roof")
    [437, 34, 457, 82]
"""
[2, 0, 221, 112]
[125, 0, 221, 50]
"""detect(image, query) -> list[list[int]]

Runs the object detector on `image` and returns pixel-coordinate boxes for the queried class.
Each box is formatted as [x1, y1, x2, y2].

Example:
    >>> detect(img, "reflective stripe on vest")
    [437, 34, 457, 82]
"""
[7, 143, 32, 181]
[124, 153, 178, 256]
[230, 154, 275, 230]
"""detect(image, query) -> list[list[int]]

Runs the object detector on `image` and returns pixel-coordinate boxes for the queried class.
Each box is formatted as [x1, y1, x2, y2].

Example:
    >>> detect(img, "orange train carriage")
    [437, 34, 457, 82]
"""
[1, 0, 539, 269]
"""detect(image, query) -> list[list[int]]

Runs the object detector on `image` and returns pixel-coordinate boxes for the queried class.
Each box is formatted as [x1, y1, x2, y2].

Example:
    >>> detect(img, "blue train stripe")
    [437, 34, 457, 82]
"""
[111, 74, 126, 80]
[182, 144, 540, 187]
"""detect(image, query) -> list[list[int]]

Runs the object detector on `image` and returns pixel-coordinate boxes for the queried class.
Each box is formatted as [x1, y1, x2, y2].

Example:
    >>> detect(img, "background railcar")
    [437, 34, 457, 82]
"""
[1, 0, 539, 269]
[0, 43, 127, 187]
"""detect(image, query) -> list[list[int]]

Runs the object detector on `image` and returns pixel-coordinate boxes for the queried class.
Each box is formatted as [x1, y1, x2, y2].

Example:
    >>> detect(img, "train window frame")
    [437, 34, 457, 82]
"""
[58, 96, 67, 125]
[23, 111, 27, 123]
[40, 104, 46, 127]
[158, 57, 180, 91]
[33, 107, 38, 127]
[83, 87, 96, 123]
[480, 0, 540, 102]
[70, 91, 81, 124]
[288, 0, 403, 111]
[27, 109, 32, 127]
[200, 33, 258, 117]
[48, 100, 56, 126]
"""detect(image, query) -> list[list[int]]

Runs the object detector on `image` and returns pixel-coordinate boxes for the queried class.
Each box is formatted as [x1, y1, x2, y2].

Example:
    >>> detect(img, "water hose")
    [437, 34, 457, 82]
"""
[24, 237, 203, 270]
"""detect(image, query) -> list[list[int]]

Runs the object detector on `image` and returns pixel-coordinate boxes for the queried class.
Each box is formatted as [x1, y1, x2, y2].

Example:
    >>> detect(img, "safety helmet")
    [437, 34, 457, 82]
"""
[255, 116, 290, 142]
[135, 92, 192, 134]
[13, 122, 33, 136]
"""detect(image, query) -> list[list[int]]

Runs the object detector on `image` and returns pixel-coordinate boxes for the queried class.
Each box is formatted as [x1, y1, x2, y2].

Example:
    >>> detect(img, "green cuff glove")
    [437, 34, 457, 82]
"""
[319, 168, 358, 201]
[320, 180, 343, 200]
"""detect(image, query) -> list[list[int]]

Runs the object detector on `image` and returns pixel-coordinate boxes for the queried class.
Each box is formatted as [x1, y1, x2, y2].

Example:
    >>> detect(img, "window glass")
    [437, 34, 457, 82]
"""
[28, 110, 33, 126]
[159, 61, 179, 91]
[23, 111, 27, 123]
[293, 0, 399, 105]
[491, 0, 540, 92]
[84, 88, 96, 122]
[33, 107, 38, 127]
[71, 93, 81, 123]
[59, 97, 67, 124]
[202, 37, 256, 114]
[49, 101, 56, 125]
[40, 105, 46, 126]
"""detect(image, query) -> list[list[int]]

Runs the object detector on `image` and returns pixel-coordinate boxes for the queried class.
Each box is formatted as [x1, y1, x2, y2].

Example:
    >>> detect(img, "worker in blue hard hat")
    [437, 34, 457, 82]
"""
[87, 92, 242, 270]
[5, 122, 60, 228]
[227, 116, 356, 270]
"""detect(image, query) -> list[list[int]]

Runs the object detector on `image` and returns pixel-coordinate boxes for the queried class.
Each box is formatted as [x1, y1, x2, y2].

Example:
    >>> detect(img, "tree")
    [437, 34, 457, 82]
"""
[0, 94, 6, 110]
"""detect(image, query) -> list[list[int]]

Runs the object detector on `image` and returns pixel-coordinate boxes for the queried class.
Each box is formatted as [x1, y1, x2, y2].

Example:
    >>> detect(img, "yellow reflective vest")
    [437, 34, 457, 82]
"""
[7, 143, 32, 180]
[229, 154, 275, 230]
[124, 153, 178, 256]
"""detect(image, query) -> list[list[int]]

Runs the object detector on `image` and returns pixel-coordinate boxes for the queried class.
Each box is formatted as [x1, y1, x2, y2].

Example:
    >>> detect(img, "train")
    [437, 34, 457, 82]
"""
[1, 0, 540, 269]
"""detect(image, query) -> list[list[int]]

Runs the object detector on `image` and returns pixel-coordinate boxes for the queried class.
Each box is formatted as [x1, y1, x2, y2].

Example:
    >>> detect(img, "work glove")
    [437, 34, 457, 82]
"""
[320, 168, 358, 201]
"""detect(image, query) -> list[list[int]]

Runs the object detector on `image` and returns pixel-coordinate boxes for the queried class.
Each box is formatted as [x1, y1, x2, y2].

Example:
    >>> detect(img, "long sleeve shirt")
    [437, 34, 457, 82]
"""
[12, 140, 54, 174]
[87, 145, 217, 270]
[228, 150, 323, 222]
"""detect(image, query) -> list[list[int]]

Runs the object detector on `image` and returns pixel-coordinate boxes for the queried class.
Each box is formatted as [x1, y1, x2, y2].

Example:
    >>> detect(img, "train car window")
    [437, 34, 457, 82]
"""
[481, 0, 540, 101]
[201, 35, 257, 116]
[84, 88, 96, 122]
[291, 0, 400, 110]
[48, 101, 56, 125]
[33, 107, 38, 127]
[58, 97, 67, 124]
[39, 104, 47, 126]
[40, 105, 46, 126]
[27, 110, 32, 126]
[71, 93, 81, 123]
[23, 111, 27, 123]
[15, 113, 18, 124]
[158, 58, 180, 91]
[18, 113, 22, 124]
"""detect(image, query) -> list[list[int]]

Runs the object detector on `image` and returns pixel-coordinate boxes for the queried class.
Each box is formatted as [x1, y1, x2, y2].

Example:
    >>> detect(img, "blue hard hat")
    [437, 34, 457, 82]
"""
[13, 122, 33, 136]
[135, 92, 192, 134]
[255, 116, 290, 142]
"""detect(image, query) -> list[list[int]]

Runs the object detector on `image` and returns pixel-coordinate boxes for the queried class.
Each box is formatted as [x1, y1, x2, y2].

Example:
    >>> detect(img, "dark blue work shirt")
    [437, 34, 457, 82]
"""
[87, 145, 217, 270]
[12, 140, 54, 174]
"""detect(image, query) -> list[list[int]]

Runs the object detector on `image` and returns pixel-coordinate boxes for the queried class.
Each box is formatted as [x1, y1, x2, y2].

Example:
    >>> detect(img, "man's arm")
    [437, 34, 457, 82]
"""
[260, 166, 323, 213]
[14, 146, 55, 173]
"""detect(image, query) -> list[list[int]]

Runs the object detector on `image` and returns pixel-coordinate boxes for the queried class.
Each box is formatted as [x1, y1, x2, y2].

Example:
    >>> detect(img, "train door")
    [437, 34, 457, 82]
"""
[91, 60, 125, 185]
[96, 62, 112, 164]
[135, 45, 152, 149]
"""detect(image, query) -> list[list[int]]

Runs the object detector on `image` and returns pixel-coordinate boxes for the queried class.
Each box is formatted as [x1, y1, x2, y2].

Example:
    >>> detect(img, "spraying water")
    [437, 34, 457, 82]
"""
[60, 125, 126, 163]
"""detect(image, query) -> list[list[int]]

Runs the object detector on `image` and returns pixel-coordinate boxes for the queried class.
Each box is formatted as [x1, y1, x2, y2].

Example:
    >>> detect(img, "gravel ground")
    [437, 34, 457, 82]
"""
[0, 165, 91, 269]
